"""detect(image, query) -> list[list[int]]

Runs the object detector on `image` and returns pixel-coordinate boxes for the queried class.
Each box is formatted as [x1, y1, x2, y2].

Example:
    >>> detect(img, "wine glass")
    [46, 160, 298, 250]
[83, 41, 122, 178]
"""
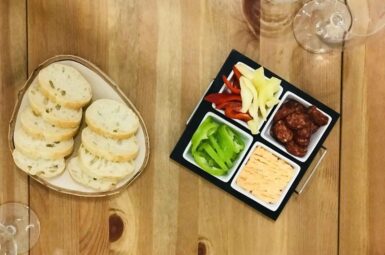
[293, 0, 385, 53]
[0, 203, 40, 254]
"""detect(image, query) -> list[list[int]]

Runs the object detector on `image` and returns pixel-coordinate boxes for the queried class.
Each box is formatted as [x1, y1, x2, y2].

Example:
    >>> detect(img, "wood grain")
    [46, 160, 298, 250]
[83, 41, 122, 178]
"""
[0, 0, 28, 207]
[340, 32, 385, 255]
[3, 0, 385, 254]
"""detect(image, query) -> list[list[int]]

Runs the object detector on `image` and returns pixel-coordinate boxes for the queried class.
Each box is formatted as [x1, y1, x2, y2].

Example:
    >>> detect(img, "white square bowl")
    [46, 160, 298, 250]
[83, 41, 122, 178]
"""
[230, 142, 300, 212]
[261, 91, 332, 162]
[212, 62, 283, 133]
[183, 112, 253, 183]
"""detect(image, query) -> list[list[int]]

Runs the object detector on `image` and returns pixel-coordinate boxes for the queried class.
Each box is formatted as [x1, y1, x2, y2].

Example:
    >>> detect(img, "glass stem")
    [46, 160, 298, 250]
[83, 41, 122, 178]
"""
[0, 223, 16, 240]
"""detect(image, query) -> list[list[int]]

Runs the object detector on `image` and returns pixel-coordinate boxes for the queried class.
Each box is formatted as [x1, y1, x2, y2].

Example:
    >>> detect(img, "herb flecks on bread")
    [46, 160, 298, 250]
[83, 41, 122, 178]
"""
[68, 157, 117, 191]
[38, 63, 92, 109]
[14, 128, 74, 160]
[12, 149, 65, 178]
[78, 145, 135, 179]
[85, 99, 139, 139]
[28, 82, 82, 128]
[20, 107, 78, 141]
[81, 127, 138, 162]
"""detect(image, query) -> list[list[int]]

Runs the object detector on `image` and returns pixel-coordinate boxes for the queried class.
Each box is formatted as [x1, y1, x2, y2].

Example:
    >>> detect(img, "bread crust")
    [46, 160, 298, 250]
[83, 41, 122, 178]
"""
[85, 99, 139, 139]
[28, 83, 82, 128]
[68, 157, 116, 191]
[14, 128, 74, 160]
[81, 127, 138, 162]
[12, 149, 65, 178]
[20, 107, 78, 141]
[78, 145, 134, 179]
[38, 63, 92, 109]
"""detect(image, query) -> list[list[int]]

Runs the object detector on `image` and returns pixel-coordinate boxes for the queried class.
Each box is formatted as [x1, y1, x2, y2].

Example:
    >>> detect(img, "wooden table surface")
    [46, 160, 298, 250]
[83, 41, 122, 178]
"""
[1, 0, 384, 254]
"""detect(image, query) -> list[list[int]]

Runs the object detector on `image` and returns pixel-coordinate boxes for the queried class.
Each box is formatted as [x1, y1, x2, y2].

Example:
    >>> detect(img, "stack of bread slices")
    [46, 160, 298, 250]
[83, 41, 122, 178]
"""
[67, 99, 140, 191]
[12, 63, 92, 178]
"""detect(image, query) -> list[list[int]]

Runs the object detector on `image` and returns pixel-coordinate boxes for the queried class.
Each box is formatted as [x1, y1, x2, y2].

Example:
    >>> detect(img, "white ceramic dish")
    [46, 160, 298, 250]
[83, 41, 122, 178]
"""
[230, 142, 300, 211]
[182, 112, 253, 183]
[9, 55, 150, 197]
[261, 91, 332, 162]
[212, 62, 283, 133]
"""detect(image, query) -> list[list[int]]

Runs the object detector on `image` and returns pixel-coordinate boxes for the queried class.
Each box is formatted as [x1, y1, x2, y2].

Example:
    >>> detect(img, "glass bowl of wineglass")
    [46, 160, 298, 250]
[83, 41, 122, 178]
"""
[0, 203, 40, 255]
[293, 0, 385, 53]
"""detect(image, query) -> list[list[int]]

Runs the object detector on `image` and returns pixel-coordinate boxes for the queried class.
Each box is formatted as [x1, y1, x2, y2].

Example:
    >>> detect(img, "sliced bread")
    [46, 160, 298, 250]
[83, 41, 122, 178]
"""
[67, 157, 117, 191]
[85, 99, 139, 139]
[14, 128, 74, 160]
[12, 149, 65, 178]
[81, 127, 138, 162]
[20, 107, 78, 141]
[38, 63, 92, 109]
[28, 82, 82, 128]
[79, 145, 135, 179]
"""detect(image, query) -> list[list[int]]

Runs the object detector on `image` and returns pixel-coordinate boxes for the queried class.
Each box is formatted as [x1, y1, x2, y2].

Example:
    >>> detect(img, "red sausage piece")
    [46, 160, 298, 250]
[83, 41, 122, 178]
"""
[272, 120, 293, 144]
[285, 141, 308, 157]
[307, 106, 328, 126]
[285, 112, 311, 130]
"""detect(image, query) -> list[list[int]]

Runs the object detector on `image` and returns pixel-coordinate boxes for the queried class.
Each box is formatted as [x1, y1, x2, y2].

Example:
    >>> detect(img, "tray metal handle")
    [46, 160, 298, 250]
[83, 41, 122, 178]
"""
[294, 146, 327, 195]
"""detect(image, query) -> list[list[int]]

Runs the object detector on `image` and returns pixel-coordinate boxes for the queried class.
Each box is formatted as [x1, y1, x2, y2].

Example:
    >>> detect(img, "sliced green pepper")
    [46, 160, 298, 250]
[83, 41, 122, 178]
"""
[199, 143, 228, 171]
[208, 135, 232, 168]
[230, 130, 245, 154]
[190, 117, 245, 177]
[191, 117, 219, 154]
[217, 125, 236, 160]
[193, 151, 227, 176]
[218, 125, 244, 158]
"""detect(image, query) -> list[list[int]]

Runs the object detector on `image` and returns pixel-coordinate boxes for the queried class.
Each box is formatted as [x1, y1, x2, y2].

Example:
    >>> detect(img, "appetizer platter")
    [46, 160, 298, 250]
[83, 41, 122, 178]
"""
[171, 50, 339, 219]
[9, 56, 150, 197]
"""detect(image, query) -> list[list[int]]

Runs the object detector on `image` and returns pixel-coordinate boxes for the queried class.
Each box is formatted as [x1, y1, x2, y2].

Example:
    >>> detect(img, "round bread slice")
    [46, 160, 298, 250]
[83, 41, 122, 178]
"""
[38, 63, 92, 109]
[13, 128, 74, 160]
[67, 157, 117, 191]
[20, 107, 78, 141]
[79, 145, 135, 179]
[81, 127, 139, 162]
[85, 99, 139, 139]
[12, 149, 65, 178]
[28, 82, 82, 128]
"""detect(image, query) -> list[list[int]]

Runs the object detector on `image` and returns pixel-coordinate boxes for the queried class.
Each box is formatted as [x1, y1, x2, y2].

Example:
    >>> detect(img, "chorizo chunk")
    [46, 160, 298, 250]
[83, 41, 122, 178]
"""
[285, 141, 307, 157]
[307, 106, 328, 126]
[285, 112, 311, 130]
[309, 121, 319, 134]
[294, 136, 310, 147]
[272, 120, 293, 144]
[296, 126, 311, 139]
[273, 100, 306, 123]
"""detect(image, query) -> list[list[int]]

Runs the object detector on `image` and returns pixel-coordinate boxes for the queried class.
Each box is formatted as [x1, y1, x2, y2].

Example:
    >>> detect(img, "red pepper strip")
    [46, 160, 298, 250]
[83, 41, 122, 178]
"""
[233, 66, 242, 81]
[222, 75, 240, 94]
[224, 102, 253, 122]
[204, 93, 241, 106]
[218, 101, 242, 110]
[233, 76, 240, 89]
[216, 100, 236, 110]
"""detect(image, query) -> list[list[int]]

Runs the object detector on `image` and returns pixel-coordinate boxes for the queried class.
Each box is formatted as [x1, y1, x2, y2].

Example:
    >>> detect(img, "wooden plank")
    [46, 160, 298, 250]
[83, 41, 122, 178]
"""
[340, 32, 385, 255]
[0, 0, 28, 207]
[27, 0, 342, 254]
[27, 1, 109, 254]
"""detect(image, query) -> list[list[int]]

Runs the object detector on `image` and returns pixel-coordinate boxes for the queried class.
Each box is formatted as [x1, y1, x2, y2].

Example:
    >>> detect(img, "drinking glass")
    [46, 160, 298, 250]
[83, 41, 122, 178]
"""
[0, 203, 40, 254]
[293, 0, 385, 53]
